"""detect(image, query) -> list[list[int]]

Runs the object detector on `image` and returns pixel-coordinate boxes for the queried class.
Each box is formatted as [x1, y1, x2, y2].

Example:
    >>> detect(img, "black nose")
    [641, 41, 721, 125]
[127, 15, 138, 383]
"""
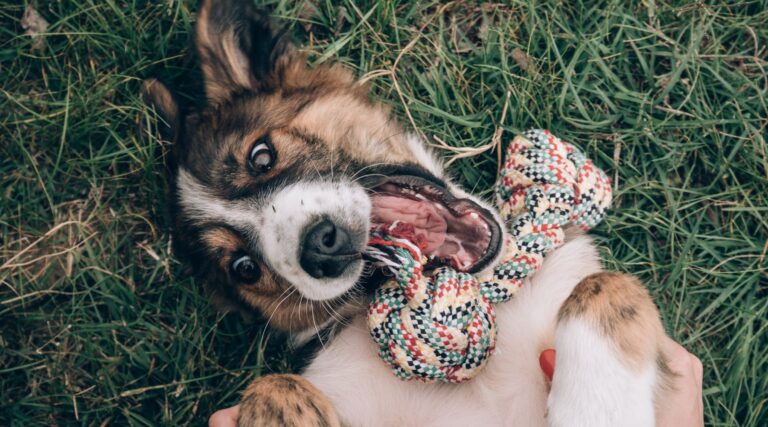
[300, 219, 359, 278]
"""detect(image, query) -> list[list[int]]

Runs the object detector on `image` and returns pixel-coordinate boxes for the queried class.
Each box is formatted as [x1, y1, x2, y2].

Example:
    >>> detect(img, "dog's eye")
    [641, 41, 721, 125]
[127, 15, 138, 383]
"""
[231, 254, 261, 283]
[248, 137, 275, 174]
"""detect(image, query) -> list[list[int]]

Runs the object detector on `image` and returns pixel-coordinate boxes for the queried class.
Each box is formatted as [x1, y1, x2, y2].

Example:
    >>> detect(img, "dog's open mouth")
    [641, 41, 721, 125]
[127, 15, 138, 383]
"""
[366, 175, 502, 273]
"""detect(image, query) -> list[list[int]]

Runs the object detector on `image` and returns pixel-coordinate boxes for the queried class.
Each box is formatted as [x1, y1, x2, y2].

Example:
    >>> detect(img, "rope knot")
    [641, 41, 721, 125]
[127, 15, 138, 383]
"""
[367, 231, 497, 383]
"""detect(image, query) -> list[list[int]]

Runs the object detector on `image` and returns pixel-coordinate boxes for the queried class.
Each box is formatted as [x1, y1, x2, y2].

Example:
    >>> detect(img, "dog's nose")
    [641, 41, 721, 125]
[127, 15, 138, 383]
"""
[300, 219, 359, 278]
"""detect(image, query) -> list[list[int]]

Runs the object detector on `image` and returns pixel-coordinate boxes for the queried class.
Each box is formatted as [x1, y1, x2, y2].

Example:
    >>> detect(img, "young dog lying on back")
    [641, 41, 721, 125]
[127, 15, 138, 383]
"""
[143, 1, 675, 425]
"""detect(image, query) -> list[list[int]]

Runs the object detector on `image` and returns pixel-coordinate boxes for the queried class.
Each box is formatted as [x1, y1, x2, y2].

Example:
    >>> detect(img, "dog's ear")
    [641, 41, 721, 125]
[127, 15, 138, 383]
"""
[142, 78, 180, 143]
[195, 0, 295, 104]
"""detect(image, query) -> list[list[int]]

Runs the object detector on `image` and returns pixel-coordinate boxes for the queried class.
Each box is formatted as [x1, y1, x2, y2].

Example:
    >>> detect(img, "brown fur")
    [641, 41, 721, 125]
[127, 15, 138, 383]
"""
[178, 82, 411, 197]
[559, 272, 666, 372]
[141, 78, 179, 143]
[238, 374, 341, 427]
[289, 94, 413, 165]
[196, 0, 368, 105]
[142, 79, 178, 123]
[198, 226, 363, 332]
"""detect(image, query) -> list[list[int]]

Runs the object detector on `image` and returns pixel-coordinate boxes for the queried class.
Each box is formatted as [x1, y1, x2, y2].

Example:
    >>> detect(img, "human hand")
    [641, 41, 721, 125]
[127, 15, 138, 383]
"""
[208, 404, 239, 427]
[655, 336, 704, 427]
[539, 336, 703, 427]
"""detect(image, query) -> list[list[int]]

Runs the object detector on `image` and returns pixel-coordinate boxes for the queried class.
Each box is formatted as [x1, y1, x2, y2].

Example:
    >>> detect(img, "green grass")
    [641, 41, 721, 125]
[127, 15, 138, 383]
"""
[1, 0, 766, 425]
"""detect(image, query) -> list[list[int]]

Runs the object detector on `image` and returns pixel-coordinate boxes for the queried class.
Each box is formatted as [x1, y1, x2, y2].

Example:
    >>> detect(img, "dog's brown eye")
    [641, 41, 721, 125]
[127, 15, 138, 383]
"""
[231, 254, 261, 283]
[248, 137, 275, 174]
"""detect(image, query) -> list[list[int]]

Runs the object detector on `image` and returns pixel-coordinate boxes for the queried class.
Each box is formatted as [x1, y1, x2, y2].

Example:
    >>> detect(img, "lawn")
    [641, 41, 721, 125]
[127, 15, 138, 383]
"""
[1, 0, 766, 425]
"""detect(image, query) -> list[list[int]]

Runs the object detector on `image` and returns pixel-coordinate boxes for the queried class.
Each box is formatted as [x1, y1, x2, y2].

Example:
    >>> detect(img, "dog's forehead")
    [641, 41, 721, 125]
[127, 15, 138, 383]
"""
[287, 94, 415, 164]
[177, 91, 424, 191]
[190, 94, 301, 142]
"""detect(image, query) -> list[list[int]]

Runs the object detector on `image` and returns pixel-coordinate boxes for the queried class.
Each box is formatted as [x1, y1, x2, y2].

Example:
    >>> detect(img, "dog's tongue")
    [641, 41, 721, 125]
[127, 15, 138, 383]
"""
[370, 195, 447, 253]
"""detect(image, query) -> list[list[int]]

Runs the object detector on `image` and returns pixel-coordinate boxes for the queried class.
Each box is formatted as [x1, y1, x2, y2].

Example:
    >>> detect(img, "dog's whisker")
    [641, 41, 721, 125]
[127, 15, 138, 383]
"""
[263, 286, 297, 332]
[322, 299, 347, 326]
[296, 293, 305, 325]
[350, 163, 389, 180]
[310, 298, 326, 350]
[307, 155, 324, 181]
[351, 172, 390, 185]
[288, 293, 303, 333]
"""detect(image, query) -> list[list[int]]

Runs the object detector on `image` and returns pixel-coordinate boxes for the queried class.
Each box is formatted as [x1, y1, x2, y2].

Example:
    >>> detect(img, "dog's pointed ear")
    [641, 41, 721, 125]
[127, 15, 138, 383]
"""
[195, 0, 295, 104]
[142, 78, 180, 143]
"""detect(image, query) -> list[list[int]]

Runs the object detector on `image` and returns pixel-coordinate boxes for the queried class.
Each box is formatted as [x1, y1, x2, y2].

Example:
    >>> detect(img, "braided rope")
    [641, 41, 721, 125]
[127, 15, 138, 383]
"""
[367, 129, 612, 383]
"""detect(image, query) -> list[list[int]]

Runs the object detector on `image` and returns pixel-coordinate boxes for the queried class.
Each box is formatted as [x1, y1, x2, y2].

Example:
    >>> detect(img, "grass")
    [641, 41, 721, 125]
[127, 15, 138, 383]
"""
[1, 0, 766, 425]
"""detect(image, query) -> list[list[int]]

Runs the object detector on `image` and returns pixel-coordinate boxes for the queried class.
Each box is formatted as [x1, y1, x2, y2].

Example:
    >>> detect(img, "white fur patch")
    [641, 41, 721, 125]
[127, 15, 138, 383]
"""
[260, 181, 371, 301]
[177, 168, 265, 232]
[177, 168, 372, 301]
[405, 134, 445, 178]
[547, 319, 657, 427]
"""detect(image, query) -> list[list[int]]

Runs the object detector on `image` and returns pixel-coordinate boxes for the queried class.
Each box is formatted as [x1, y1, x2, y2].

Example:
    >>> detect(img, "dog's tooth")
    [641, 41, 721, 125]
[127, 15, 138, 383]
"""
[469, 212, 479, 219]
[434, 203, 444, 210]
[415, 193, 426, 200]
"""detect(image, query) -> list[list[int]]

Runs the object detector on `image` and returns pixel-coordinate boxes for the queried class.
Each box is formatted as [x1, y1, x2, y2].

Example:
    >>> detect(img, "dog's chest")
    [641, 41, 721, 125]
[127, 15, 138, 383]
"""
[303, 235, 602, 426]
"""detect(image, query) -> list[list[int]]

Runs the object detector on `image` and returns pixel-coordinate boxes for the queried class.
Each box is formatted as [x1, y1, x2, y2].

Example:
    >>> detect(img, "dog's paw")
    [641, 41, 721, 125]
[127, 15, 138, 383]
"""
[237, 374, 340, 427]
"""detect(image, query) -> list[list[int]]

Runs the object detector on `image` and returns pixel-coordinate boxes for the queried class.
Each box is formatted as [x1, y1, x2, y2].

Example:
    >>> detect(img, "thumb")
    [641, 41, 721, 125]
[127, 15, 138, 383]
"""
[539, 349, 556, 380]
[209, 405, 240, 427]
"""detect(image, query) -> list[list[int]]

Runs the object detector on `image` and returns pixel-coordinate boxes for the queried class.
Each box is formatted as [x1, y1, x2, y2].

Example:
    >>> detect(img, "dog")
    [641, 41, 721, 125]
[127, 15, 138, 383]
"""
[142, 1, 675, 425]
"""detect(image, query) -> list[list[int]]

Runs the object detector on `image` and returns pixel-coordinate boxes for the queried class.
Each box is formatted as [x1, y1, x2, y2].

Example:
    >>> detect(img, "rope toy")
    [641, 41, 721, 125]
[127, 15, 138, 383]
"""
[366, 129, 612, 383]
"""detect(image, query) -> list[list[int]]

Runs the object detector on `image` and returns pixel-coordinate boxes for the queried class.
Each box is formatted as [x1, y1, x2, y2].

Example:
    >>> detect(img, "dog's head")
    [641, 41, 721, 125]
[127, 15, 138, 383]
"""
[143, 0, 504, 333]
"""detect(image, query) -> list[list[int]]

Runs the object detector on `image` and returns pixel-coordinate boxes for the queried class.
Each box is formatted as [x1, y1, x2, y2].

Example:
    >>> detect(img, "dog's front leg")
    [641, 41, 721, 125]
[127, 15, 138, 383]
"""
[546, 272, 672, 427]
[237, 374, 341, 427]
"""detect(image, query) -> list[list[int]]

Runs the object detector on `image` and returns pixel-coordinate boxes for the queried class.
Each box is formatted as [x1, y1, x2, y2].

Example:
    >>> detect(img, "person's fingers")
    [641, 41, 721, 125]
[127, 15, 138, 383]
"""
[662, 336, 699, 379]
[690, 353, 703, 385]
[209, 405, 240, 427]
[662, 335, 703, 386]
[662, 336, 689, 365]
[656, 336, 704, 427]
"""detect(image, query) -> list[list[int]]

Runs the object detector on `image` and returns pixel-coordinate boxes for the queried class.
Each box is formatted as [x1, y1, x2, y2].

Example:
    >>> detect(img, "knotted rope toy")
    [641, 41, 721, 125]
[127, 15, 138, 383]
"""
[366, 129, 612, 383]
